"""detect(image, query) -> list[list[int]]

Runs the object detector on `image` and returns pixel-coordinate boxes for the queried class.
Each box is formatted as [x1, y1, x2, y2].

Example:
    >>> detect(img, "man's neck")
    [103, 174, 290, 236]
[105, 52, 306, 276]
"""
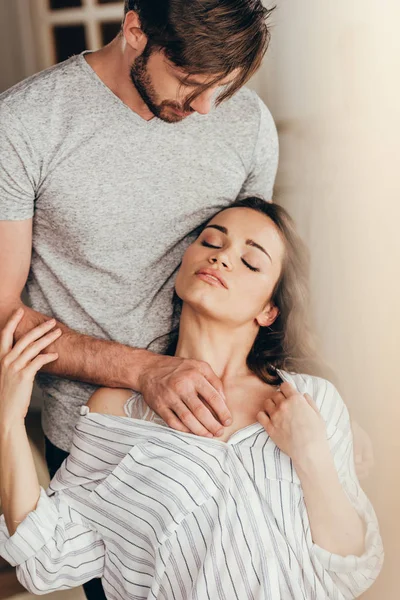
[84, 39, 155, 120]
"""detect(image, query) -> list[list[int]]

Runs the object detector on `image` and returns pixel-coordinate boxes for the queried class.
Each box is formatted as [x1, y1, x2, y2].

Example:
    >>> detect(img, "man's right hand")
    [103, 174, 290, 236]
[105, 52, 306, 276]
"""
[138, 355, 232, 438]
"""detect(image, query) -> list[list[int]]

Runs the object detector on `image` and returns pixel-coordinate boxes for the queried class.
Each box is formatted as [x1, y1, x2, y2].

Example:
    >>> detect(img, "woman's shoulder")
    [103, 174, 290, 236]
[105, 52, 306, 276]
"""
[87, 387, 135, 416]
[278, 369, 336, 394]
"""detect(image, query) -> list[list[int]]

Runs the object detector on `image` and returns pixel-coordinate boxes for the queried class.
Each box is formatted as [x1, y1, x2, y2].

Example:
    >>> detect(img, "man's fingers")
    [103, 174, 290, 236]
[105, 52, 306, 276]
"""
[0, 307, 24, 357]
[195, 377, 232, 426]
[4, 318, 58, 364]
[12, 329, 62, 370]
[173, 397, 217, 437]
[179, 394, 226, 437]
[197, 361, 225, 396]
[158, 408, 192, 434]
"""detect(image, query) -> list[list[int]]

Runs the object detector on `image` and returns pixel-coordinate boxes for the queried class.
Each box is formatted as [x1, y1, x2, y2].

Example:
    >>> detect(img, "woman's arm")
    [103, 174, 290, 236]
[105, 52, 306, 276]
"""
[0, 422, 41, 537]
[0, 309, 61, 536]
[0, 311, 105, 593]
[258, 379, 383, 599]
[87, 386, 133, 416]
[293, 444, 365, 557]
[0, 487, 105, 595]
[258, 381, 365, 556]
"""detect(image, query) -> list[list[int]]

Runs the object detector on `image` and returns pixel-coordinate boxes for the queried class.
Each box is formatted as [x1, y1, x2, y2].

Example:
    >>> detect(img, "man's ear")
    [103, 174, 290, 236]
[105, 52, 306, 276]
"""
[256, 303, 279, 328]
[123, 10, 148, 53]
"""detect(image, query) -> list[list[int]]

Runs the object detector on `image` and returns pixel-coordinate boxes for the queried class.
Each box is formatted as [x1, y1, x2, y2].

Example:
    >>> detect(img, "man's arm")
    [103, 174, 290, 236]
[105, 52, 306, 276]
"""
[0, 220, 231, 436]
[0, 220, 153, 390]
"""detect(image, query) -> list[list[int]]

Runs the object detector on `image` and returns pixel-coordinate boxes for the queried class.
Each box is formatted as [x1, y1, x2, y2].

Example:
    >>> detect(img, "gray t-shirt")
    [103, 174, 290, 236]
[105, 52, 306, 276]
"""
[0, 52, 279, 452]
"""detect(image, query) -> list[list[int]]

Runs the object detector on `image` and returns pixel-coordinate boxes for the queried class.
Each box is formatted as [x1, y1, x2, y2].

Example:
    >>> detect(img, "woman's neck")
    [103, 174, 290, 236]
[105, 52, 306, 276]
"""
[175, 304, 259, 382]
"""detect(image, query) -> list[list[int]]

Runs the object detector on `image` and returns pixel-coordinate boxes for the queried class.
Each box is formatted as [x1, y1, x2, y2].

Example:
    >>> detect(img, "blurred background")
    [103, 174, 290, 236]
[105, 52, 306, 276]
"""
[0, 0, 399, 598]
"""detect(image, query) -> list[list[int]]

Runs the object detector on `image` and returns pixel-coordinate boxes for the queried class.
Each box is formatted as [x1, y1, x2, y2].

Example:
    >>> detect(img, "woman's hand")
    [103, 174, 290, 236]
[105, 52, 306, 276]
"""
[0, 308, 61, 426]
[257, 381, 328, 465]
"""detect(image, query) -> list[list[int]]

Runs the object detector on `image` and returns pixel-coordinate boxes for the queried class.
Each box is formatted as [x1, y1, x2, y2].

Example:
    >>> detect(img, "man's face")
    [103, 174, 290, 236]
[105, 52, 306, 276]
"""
[130, 47, 237, 123]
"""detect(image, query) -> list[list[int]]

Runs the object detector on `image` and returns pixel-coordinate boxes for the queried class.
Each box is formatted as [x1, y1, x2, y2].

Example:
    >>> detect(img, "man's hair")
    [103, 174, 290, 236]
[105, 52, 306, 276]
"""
[123, 0, 275, 106]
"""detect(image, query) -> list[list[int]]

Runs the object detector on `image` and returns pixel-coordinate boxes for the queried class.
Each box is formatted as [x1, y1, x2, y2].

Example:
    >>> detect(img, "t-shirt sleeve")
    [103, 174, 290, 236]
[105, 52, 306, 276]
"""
[0, 101, 38, 221]
[237, 94, 279, 202]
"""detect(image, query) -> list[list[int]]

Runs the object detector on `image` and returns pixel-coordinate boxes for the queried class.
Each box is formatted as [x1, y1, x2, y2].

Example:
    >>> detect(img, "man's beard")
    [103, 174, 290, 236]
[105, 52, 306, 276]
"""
[130, 49, 194, 123]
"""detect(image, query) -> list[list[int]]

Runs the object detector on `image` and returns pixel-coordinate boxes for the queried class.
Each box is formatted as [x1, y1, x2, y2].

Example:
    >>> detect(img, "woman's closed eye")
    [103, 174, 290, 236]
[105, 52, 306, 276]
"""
[201, 240, 260, 272]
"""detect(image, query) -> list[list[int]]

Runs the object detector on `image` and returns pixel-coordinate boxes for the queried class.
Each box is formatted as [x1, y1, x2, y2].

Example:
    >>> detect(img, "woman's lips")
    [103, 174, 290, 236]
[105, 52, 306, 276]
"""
[196, 272, 227, 288]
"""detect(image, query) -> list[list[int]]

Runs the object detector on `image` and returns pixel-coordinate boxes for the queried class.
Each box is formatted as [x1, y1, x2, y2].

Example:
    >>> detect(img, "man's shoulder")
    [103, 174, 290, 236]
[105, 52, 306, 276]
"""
[209, 87, 277, 157]
[0, 54, 83, 112]
[216, 87, 273, 126]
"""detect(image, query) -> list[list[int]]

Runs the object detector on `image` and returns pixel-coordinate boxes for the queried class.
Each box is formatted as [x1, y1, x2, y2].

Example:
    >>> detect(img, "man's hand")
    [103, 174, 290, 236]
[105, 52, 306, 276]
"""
[351, 420, 375, 480]
[138, 355, 232, 438]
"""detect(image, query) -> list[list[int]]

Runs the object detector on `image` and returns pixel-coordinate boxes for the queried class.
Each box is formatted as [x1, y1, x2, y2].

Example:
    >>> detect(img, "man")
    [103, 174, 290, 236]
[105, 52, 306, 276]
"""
[0, 2, 277, 597]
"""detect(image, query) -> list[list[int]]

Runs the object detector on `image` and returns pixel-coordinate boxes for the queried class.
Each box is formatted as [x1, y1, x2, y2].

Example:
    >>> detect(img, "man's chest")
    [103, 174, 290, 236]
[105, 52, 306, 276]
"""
[33, 133, 248, 265]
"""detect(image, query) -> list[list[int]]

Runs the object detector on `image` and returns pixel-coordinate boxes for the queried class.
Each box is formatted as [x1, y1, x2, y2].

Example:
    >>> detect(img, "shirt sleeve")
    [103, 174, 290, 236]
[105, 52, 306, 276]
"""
[310, 382, 384, 599]
[237, 94, 279, 202]
[0, 487, 105, 595]
[0, 101, 38, 221]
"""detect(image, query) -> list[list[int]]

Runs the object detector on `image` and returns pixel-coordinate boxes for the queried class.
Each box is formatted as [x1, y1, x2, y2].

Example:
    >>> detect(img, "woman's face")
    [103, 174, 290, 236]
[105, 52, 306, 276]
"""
[175, 207, 286, 328]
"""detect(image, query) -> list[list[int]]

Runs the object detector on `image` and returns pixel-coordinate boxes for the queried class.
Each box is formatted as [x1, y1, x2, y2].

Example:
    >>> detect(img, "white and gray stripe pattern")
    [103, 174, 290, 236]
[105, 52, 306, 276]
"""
[0, 371, 383, 599]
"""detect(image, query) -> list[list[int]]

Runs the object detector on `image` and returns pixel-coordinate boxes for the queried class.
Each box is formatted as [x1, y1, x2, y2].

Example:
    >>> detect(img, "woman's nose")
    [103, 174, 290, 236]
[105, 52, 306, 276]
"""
[209, 254, 232, 270]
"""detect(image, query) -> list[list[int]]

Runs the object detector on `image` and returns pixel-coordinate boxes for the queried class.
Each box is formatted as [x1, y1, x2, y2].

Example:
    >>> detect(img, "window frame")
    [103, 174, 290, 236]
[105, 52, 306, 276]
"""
[29, 0, 124, 69]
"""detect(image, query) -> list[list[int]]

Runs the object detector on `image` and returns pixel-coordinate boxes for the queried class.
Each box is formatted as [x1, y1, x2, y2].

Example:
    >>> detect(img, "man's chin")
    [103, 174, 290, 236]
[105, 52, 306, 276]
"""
[158, 109, 192, 124]
[153, 103, 193, 123]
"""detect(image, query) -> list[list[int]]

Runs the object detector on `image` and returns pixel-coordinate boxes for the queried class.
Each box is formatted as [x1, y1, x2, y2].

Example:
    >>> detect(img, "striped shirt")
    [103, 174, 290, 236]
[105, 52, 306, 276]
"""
[0, 370, 383, 599]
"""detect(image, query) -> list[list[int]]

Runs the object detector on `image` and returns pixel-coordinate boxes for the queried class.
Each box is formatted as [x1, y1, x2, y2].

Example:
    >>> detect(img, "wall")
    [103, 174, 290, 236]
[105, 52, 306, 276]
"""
[0, 2, 398, 594]
[256, 1, 400, 597]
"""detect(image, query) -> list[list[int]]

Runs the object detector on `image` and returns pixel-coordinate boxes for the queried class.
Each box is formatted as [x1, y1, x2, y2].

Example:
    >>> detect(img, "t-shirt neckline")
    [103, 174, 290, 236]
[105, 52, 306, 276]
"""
[76, 51, 162, 129]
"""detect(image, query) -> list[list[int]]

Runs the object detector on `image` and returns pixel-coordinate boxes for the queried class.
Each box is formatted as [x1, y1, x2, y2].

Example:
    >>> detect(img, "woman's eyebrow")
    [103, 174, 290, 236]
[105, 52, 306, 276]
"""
[203, 224, 273, 263]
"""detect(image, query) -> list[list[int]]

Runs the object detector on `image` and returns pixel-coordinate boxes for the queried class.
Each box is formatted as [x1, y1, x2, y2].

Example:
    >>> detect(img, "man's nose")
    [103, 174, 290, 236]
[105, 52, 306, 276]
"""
[190, 91, 214, 115]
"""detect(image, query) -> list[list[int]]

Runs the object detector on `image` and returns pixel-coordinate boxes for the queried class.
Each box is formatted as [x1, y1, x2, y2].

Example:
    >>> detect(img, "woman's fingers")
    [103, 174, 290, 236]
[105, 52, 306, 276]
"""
[263, 396, 276, 416]
[12, 328, 62, 371]
[0, 307, 24, 359]
[3, 318, 58, 364]
[257, 410, 273, 434]
[303, 393, 320, 414]
[278, 382, 297, 399]
[25, 353, 59, 379]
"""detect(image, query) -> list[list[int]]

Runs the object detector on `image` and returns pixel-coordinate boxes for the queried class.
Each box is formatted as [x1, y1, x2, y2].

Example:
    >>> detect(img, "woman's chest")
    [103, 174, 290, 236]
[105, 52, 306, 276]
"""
[217, 382, 277, 443]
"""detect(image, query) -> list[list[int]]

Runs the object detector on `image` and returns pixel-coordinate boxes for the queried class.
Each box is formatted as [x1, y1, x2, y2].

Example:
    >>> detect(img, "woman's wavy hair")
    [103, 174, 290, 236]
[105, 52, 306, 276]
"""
[156, 197, 333, 385]
[123, 0, 275, 107]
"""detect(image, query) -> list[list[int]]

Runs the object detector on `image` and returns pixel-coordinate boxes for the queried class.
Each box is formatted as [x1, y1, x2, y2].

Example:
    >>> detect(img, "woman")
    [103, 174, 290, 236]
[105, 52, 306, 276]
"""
[0, 198, 383, 599]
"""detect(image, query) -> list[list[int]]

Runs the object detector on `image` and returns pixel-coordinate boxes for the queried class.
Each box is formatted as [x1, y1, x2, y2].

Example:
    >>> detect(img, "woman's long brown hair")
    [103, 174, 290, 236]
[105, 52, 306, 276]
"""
[156, 197, 333, 385]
